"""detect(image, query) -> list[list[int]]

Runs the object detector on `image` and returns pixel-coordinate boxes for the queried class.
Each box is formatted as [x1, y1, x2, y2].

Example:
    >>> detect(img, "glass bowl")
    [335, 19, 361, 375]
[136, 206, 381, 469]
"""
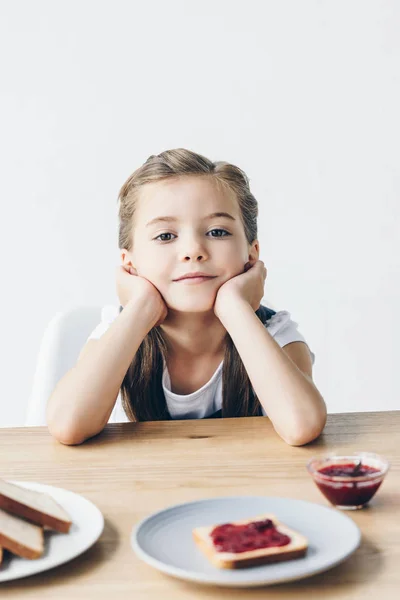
[306, 452, 390, 510]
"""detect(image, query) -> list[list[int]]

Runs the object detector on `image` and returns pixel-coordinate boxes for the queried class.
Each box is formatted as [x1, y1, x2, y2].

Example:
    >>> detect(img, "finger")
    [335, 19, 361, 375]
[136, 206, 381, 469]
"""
[121, 264, 136, 275]
[117, 265, 128, 278]
[251, 261, 263, 272]
[245, 259, 257, 271]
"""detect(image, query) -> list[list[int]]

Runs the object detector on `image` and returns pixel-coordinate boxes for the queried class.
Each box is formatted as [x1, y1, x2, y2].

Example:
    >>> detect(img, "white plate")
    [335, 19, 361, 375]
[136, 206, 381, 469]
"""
[132, 496, 361, 587]
[0, 481, 104, 582]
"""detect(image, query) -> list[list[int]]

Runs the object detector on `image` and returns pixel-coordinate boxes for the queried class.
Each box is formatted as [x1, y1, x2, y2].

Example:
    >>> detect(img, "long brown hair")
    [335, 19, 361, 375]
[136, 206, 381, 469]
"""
[118, 148, 267, 421]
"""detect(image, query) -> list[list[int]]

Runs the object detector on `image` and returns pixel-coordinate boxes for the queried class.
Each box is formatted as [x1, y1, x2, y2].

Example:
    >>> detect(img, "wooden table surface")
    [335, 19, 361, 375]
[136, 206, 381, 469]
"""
[0, 412, 399, 598]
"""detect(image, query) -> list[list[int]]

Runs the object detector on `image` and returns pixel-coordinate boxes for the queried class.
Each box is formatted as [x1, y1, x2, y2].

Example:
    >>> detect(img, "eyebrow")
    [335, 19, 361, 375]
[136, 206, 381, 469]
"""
[145, 212, 237, 228]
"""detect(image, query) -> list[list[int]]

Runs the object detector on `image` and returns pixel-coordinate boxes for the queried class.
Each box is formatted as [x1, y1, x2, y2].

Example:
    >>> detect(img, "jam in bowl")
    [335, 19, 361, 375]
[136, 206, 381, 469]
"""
[306, 452, 389, 510]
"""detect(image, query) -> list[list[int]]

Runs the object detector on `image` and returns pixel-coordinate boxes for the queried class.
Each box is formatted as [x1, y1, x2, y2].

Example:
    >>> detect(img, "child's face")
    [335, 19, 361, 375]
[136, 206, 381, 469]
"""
[122, 175, 259, 313]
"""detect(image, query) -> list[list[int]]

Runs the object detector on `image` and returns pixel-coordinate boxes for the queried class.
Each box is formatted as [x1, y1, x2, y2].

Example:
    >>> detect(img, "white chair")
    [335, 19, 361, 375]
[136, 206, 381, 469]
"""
[26, 306, 102, 426]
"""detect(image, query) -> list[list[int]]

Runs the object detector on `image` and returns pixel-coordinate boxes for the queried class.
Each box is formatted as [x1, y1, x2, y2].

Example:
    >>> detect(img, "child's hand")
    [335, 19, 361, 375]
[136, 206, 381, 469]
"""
[214, 260, 267, 319]
[116, 266, 168, 327]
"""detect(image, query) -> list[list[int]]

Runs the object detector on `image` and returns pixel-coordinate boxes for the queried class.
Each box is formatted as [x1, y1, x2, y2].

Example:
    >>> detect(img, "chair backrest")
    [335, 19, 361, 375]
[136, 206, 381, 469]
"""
[26, 306, 102, 426]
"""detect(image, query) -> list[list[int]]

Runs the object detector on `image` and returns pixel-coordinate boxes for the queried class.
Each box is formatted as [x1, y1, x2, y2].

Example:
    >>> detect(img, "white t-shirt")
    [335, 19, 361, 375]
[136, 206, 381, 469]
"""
[87, 305, 315, 423]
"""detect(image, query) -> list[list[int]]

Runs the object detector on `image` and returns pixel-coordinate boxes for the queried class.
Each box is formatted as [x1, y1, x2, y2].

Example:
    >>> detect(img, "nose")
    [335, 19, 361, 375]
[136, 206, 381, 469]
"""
[178, 233, 209, 263]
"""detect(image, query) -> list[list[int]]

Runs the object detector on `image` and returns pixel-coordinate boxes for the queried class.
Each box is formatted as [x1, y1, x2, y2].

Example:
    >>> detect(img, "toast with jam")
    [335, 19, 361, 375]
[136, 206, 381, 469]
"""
[193, 513, 308, 569]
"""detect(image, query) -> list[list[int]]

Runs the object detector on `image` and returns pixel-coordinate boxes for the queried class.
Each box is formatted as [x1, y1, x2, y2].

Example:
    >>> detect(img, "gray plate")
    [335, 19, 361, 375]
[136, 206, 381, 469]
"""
[131, 496, 361, 587]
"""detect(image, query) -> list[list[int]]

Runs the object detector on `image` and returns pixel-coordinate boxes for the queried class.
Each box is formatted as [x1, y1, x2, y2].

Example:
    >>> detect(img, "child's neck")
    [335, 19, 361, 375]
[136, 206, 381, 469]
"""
[160, 310, 227, 361]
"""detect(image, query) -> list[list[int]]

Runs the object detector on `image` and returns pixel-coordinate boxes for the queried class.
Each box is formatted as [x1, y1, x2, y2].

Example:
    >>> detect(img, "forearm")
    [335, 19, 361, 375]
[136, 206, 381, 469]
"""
[218, 300, 326, 446]
[47, 299, 156, 444]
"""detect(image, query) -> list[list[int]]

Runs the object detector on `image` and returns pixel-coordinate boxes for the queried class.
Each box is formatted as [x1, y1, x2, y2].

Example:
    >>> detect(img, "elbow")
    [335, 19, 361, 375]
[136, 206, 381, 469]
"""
[46, 406, 106, 446]
[281, 401, 327, 447]
[46, 399, 90, 446]
[57, 434, 87, 446]
[283, 428, 323, 447]
[48, 426, 87, 446]
[47, 417, 87, 446]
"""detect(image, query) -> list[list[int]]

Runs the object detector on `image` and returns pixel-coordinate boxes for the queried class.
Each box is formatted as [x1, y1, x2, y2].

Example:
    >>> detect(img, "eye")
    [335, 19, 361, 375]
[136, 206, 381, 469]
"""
[153, 229, 231, 243]
[207, 229, 231, 238]
[154, 232, 177, 242]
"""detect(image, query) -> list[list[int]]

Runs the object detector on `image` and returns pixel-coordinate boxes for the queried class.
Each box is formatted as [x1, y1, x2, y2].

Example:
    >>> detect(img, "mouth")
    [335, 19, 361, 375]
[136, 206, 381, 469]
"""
[174, 276, 216, 283]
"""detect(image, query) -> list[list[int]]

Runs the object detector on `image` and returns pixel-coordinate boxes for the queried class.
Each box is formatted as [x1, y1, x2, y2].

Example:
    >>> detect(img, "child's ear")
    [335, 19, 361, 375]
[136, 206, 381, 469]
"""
[120, 250, 136, 269]
[247, 240, 260, 264]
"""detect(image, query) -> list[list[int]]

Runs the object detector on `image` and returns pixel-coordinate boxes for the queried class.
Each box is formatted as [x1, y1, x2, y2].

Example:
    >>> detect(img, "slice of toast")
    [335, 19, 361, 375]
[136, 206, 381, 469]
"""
[193, 513, 308, 569]
[0, 480, 72, 533]
[0, 508, 44, 559]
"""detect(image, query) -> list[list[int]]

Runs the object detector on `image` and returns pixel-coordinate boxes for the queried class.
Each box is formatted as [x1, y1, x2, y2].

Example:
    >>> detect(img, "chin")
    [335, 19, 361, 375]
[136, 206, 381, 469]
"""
[166, 292, 216, 314]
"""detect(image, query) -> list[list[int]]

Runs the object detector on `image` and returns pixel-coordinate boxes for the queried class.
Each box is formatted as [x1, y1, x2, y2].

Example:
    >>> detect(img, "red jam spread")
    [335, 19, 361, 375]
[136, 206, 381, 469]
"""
[316, 463, 382, 507]
[319, 464, 379, 478]
[210, 519, 291, 554]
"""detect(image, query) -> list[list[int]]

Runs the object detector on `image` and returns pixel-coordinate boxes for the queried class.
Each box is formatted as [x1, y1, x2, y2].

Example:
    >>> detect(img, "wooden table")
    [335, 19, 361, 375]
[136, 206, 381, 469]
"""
[0, 412, 399, 598]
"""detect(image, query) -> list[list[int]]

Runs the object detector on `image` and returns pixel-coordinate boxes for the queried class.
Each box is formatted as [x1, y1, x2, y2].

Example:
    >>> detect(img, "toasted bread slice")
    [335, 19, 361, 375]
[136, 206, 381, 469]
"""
[0, 508, 44, 559]
[0, 480, 72, 533]
[193, 513, 308, 569]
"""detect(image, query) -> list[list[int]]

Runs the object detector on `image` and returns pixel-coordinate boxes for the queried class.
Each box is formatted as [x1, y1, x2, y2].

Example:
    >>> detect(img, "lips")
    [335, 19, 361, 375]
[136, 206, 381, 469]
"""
[174, 273, 216, 282]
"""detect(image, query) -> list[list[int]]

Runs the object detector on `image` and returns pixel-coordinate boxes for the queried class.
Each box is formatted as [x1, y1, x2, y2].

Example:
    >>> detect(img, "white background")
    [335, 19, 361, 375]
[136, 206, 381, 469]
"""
[0, 0, 399, 426]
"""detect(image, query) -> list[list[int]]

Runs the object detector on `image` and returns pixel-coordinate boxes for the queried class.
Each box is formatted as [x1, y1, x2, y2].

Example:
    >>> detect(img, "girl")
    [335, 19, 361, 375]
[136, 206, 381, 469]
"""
[47, 149, 326, 446]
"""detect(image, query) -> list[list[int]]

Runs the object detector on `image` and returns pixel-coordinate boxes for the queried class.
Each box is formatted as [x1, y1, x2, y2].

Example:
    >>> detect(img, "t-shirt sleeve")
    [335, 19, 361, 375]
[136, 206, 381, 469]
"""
[263, 310, 316, 365]
[259, 309, 316, 417]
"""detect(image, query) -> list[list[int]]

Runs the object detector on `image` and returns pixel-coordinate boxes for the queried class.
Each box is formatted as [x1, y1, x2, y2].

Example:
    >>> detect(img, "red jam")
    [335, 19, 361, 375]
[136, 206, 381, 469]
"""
[316, 463, 382, 507]
[210, 519, 291, 554]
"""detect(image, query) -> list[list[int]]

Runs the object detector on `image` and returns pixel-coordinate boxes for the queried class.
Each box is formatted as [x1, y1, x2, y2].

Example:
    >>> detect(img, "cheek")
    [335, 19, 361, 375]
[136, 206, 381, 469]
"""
[136, 255, 171, 287]
[134, 245, 161, 271]
[223, 250, 247, 274]
[221, 238, 248, 260]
